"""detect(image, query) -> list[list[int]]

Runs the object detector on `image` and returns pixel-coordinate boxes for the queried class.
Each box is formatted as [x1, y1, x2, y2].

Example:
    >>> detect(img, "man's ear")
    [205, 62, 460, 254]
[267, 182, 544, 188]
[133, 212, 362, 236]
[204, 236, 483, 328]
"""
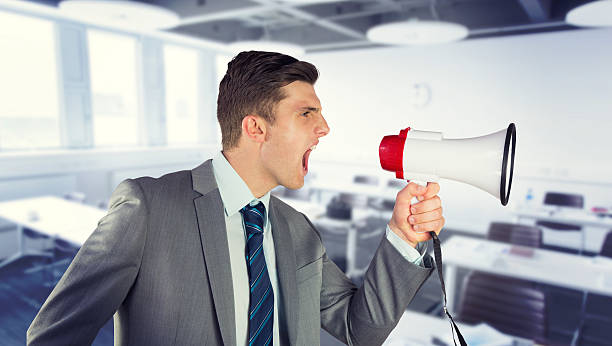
[241, 114, 268, 144]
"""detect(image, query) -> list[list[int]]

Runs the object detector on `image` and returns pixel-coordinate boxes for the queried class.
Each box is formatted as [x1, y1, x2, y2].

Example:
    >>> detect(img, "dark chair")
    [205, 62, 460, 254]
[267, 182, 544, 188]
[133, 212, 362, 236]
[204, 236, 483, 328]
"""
[538, 191, 584, 255]
[314, 197, 353, 274]
[487, 222, 542, 247]
[543, 192, 584, 209]
[457, 271, 547, 343]
[353, 175, 379, 186]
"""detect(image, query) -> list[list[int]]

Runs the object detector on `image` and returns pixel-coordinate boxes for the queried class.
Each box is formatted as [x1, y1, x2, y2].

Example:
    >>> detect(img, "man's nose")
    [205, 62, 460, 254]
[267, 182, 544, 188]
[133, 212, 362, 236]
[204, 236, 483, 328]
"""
[316, 114, 330, 138]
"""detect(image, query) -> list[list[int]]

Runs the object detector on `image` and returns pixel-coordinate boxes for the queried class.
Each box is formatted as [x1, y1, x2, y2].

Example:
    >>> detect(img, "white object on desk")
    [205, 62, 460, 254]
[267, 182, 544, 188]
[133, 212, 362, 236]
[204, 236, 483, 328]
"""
[441, 235, 612, 314]
[0, 196, 106, 268]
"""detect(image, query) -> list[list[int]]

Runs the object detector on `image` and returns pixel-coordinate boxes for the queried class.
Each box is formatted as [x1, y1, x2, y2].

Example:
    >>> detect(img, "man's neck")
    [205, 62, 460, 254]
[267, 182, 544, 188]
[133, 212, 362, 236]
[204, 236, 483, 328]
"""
[222, 149, 276, 199]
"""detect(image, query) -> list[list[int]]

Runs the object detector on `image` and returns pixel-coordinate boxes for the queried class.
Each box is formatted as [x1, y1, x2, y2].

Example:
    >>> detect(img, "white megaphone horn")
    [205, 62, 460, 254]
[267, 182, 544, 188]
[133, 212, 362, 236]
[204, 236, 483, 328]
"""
[379, 123, 516, 206]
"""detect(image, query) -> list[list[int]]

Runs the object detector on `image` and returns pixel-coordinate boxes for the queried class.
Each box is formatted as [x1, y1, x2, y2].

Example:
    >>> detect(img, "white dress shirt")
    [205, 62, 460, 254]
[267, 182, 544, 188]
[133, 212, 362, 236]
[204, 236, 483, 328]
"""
[211, 152, 426, 346]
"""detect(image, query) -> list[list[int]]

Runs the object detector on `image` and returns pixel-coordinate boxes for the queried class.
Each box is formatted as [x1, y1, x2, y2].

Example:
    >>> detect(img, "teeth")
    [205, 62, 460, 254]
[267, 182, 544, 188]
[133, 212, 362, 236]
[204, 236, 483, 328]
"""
[310, 145, 317, 150]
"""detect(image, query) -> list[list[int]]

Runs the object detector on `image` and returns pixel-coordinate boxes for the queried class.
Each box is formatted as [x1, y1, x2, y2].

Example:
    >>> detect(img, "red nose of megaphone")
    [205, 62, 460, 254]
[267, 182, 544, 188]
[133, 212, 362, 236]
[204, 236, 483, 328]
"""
[379, 135, 405, 173]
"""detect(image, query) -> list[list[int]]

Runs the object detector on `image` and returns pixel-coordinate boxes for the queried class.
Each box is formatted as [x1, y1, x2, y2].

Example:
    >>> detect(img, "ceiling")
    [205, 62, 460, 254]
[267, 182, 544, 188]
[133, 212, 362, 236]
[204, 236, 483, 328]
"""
[27, 0, 601, 52]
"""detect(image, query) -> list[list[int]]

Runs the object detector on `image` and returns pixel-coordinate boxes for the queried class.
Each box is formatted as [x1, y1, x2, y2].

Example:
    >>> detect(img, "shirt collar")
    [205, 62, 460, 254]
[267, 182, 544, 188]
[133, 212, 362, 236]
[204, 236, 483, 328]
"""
[211, 151, 271, 223]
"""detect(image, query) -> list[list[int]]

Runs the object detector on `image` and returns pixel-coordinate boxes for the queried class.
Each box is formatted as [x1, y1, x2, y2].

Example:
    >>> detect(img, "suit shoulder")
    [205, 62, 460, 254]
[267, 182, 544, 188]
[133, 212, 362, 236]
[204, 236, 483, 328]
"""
[116, 170, 195, 206]
[132, 170, 192, 190]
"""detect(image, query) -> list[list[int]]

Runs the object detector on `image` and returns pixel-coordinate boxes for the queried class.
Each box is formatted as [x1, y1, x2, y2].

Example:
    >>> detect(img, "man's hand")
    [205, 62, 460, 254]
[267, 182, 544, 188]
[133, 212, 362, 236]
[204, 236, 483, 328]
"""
[388, 182, 445, 248]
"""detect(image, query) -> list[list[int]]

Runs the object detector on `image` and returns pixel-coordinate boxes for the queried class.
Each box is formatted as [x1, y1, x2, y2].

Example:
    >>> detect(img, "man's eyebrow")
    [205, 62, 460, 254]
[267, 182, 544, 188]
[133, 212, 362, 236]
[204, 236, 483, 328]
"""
[298, 107, 320, 112]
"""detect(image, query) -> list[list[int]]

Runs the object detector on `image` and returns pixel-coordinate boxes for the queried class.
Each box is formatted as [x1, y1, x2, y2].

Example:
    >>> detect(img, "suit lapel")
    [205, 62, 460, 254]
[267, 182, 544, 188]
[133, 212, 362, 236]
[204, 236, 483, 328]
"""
[192, 160, 236, 346]
[269, 197, 299, 345]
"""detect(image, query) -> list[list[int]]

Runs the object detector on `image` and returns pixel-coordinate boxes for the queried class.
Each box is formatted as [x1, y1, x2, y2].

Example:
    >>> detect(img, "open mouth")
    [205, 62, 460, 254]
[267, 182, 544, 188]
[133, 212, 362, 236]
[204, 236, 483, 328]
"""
[302, 144, 316, 174]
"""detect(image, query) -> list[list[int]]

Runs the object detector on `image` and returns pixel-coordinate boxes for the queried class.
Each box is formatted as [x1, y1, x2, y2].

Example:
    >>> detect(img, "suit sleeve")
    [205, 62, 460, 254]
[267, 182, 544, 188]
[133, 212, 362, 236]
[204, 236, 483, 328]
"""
[304, 215, 434, 346]
[27, 179, 149, 346]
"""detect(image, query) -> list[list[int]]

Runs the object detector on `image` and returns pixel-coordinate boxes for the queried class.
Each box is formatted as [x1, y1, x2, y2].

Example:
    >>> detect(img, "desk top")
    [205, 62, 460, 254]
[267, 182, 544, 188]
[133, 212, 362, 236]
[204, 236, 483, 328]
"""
[0, 196, 106, 245]
[442, 235, 612, 296]
[514, 207, 612, 228]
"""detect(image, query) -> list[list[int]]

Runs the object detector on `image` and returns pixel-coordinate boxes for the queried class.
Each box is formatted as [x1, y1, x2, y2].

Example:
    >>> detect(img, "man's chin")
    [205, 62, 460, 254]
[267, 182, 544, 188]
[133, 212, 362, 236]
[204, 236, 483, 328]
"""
[282, 178, 305, 190]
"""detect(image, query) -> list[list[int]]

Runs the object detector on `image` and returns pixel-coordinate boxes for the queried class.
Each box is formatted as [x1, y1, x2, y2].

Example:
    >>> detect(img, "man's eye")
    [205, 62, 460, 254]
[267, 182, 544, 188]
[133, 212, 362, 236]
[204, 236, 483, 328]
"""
[301, 111, 310, 117]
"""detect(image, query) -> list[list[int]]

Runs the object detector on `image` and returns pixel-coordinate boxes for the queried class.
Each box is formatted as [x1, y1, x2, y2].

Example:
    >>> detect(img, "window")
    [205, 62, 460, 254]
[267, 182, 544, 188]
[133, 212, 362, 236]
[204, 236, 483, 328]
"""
[0, 11, 60, 151]
[88, 29, 139, 147]
[164, 44, 199, 145]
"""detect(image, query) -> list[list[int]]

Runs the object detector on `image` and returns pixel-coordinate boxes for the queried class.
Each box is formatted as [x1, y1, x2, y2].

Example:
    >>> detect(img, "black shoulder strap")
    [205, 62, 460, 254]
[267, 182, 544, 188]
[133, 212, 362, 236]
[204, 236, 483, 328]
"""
[430, 231, 467, 346]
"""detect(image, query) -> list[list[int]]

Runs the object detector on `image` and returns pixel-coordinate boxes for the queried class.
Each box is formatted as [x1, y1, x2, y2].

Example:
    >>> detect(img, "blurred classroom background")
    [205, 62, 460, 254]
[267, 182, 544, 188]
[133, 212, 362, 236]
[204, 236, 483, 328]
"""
[1, 0, 612, 345]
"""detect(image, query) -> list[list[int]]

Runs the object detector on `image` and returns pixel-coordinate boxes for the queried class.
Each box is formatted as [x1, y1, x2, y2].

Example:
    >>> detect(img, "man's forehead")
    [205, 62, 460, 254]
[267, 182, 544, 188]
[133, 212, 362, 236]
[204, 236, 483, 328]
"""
[279, 81, 321, 109]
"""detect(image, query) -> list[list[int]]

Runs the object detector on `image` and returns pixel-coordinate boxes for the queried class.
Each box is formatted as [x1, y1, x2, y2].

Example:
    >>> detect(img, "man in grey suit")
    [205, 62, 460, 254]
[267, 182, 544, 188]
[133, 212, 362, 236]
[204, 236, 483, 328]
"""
[28, 51, 445, 345]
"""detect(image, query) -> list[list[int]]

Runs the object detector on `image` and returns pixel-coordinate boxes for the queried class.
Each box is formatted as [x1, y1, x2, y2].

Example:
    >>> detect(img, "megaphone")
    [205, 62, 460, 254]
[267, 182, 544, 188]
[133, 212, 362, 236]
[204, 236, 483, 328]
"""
[379, 123, 516, 205]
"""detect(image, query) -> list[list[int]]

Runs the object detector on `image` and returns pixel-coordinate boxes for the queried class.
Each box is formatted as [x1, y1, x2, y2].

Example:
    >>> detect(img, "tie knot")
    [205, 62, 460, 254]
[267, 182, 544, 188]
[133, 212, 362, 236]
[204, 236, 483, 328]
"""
[240, 201, 266, 235]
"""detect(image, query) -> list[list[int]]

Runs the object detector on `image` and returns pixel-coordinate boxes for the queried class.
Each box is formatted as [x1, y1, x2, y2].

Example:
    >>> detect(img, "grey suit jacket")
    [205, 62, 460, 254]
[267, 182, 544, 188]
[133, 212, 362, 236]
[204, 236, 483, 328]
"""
[27, 160, 433, 346]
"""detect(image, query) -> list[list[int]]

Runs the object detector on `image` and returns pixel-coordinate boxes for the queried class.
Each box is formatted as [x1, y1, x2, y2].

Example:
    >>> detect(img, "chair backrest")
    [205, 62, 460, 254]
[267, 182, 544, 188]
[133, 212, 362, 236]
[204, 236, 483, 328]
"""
[600, 231, 612, 258]
[353, 175, 379, 186]
[339, 192, 368, 209]
[487, 222, 542, 247]
[535, 220, 581, 232]
[458, 272, 547, 343]
[326, 196, 352, 220]
[543, 192, 584, 209]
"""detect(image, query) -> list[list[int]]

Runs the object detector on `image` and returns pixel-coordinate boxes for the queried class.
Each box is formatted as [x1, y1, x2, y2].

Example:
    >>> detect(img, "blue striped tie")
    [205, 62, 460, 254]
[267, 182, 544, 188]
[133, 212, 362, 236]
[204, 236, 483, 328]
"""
[240, 202, 274, 346]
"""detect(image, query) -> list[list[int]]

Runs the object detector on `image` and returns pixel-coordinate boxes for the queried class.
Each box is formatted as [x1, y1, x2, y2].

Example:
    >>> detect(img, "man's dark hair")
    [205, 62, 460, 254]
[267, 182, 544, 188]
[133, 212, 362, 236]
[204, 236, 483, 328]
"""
[217, 50, 319, 150]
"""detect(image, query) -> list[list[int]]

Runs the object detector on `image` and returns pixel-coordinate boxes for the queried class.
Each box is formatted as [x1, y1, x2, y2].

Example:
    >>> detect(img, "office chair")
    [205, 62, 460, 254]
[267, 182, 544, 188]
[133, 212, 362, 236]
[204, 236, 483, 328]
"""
[537, 191, 584, 255]
[314, 197, 353, 273]
[487, 222, 542, 248]
[457, 271, 547, 343]
[353, 175, 379, 186]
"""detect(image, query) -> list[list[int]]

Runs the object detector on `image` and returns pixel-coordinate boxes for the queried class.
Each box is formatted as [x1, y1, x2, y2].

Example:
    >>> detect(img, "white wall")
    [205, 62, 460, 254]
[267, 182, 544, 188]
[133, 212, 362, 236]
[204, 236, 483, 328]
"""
[306, 28, 612, 234]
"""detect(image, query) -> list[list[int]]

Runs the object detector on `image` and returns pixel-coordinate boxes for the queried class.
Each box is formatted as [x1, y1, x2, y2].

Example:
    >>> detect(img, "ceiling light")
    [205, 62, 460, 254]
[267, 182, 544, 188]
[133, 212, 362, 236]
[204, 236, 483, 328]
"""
[367, 20, 469, 45]
[228, 40, 305, 57]
[58, 0, 180, 30]
[566, 0, 612, 27]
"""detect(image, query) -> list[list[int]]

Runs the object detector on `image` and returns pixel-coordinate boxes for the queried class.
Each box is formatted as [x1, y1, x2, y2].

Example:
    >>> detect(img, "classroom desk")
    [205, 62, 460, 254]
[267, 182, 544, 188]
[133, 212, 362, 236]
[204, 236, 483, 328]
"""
[514, 207, 612, 229]
[441, 235, 612, 314]
[0, 196, 106, 268]
[514, 207, 612, 253]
